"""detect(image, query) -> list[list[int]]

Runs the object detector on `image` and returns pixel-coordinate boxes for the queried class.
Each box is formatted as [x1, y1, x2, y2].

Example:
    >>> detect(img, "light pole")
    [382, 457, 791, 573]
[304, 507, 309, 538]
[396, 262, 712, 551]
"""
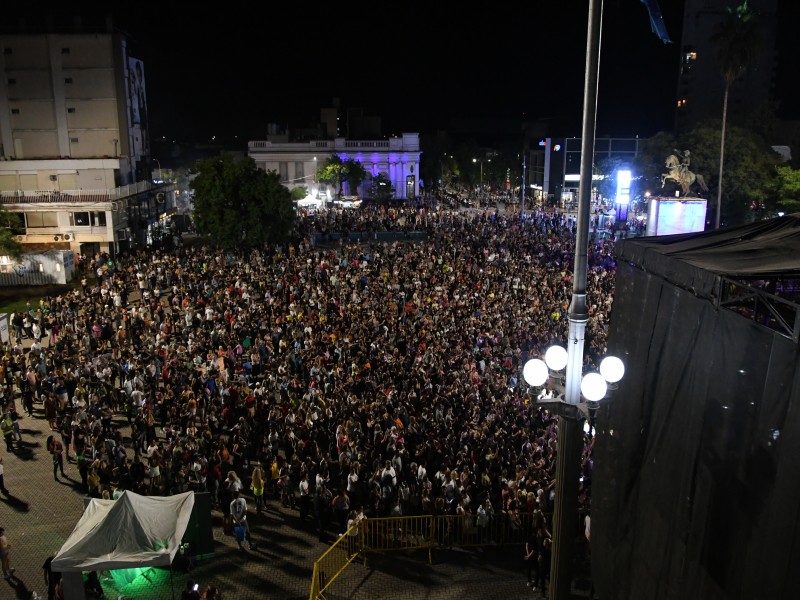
[521, 153, 527, 218]
[472, 157, 484, 193]
[523, 349, 624, 600]
[542, 0, 604, 598]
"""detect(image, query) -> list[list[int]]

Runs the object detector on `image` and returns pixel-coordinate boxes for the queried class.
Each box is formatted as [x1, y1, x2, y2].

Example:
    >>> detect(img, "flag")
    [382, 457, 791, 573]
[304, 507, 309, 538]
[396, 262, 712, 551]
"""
[640, 0, 672, 44]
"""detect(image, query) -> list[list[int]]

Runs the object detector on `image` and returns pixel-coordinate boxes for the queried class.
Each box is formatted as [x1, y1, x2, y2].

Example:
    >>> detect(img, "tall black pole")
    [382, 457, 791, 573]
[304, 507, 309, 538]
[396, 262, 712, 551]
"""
[550, 0, 603, 599]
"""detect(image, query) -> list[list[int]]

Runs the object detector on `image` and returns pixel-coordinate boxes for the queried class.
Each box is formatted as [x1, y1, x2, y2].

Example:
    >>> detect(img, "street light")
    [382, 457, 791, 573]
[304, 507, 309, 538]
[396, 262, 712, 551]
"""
[472, 157, 491, 194]
[533, 1, 605, 597]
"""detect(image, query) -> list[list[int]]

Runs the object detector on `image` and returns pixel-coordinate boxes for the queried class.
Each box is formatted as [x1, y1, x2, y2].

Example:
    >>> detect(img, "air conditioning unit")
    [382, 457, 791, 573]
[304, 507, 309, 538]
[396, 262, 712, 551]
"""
[63, 233, 73, 241]
[53, 235, 62, 241]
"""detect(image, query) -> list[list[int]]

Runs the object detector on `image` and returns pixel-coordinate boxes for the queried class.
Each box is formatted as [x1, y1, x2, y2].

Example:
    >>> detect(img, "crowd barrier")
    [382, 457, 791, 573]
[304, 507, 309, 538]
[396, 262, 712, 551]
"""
[309, 511, 548, 600]
[310, 231, 427, 246]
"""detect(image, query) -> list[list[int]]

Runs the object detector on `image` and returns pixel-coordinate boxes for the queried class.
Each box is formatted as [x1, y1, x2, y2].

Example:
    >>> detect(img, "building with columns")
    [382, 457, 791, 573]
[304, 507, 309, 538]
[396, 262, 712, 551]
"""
[0, 23, 174, 262]
[247, 133, 421, 200]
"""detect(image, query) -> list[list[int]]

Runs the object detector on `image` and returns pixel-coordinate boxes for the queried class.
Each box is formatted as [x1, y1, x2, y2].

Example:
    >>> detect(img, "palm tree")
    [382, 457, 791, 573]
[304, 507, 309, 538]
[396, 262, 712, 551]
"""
[711, 1, 760, 228]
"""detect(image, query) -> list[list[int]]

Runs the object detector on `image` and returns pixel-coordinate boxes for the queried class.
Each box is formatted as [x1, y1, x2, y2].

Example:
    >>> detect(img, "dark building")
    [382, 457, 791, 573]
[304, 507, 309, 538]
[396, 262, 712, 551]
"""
[675, 0, 778, 133]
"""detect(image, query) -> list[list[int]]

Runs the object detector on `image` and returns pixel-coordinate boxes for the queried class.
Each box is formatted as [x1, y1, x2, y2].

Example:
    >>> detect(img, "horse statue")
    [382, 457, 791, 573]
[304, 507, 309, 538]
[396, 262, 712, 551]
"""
[661, 151, 709, 196]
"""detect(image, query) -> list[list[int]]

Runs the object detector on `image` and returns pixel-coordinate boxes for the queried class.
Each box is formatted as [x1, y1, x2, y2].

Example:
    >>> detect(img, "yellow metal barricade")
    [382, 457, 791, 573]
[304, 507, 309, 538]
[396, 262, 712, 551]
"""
[309, 512, 548, 599]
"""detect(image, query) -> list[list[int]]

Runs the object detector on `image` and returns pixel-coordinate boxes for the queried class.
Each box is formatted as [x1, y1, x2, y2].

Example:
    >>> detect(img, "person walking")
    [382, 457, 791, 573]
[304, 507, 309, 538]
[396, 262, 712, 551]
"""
[0, 457, 8, 495]
[250, 464, 265, 515]
[50, 435, 66, 481]
[230, 490, 256, 551]
[1, 411, 14, 453]
[1, 527, 14, 580]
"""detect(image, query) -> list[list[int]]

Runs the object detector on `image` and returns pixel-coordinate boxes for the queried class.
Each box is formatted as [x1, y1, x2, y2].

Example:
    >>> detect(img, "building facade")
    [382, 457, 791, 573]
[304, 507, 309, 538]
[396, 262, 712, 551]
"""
[675, 0, 778, 133]
[525, 136, 641, 207]
[248, 133, 421, 200]
[0, 28, 173, 260]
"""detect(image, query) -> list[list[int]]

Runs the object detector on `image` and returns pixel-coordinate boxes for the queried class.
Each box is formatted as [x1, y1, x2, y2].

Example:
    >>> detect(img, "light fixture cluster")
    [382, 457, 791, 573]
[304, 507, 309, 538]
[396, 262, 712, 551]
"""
[523, 346, 624, 402]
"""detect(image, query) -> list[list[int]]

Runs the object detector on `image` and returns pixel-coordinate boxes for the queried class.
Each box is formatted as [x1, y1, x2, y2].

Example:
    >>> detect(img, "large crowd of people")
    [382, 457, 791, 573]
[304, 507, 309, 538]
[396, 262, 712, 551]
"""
[2, 204, 616, 554]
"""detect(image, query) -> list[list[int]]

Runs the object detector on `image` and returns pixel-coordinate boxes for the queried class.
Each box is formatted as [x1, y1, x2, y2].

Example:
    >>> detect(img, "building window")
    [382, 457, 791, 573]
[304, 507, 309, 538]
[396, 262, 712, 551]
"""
[69, 211, 106, 227]
[25, 212, 59, 228]
[71, 212, 90, 226]
[67, 107, 76, 113]
[64, 77, 73, 84]
[7, 78, 16, 85]
[295, 161, 304, 180]
[61, 47, 70, 54]
[279, 162, 289, 182]
[11, 108, 19, 115]
[70, 137, 79, 143]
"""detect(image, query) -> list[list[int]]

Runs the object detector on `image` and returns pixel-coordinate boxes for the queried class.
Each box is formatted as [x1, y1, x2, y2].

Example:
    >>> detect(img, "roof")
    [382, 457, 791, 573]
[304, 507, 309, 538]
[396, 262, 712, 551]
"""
[51, 491, 195, 572]
[616, 214, 800, 298]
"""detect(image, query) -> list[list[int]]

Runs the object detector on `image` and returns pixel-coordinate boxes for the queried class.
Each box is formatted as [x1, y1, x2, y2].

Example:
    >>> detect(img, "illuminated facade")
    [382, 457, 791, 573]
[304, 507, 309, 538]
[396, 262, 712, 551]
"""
[247, 133, 421, 200]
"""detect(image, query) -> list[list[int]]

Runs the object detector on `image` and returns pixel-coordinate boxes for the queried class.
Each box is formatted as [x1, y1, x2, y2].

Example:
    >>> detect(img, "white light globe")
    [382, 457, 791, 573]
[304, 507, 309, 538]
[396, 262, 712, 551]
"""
[599, 356, 625, 383]
[523, 359, 549, 387]
[581, 372, 608, 401]
[544, 345, 568, 371]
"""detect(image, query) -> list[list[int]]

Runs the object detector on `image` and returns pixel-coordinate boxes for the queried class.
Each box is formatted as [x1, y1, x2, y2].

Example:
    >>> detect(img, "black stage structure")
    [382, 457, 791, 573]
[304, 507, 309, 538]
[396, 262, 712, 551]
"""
[593, 215, 800, 600]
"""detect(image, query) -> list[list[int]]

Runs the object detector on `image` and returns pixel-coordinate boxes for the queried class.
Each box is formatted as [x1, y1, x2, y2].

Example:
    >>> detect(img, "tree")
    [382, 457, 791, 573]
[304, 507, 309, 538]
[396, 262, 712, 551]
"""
[290, 186, 308, 201]
[682, 121, 780, 226]
[633, 131, 678, 195]
[368, 173, 395, 202]
[191, 153, 294, 249]
[345, 159, 368, 197]
[0, 206, 23, 259]
[711, 0, 761, 228]
[318, 156, 346, 199]
[774, 166, 800, 215]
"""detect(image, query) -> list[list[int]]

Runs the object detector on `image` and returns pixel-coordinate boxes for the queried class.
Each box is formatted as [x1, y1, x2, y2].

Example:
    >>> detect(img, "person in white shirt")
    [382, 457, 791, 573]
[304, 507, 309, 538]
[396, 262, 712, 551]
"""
[230, 491, 256, 550]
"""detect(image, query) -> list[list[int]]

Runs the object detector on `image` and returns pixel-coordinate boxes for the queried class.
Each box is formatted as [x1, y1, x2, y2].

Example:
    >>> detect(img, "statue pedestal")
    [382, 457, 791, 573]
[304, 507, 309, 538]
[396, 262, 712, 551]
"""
[646, 197, 707, 236]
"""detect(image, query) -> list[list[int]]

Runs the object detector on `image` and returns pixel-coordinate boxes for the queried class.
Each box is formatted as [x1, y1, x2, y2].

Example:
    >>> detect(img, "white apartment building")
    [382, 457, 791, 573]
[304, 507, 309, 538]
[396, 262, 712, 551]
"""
[248, 133, 421, 200]
[0, 27, 173, 261]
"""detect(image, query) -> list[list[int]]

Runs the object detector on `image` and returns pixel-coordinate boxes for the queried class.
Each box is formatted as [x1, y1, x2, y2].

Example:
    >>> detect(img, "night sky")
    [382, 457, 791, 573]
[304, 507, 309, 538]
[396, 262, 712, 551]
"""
[131, 1, 685, 142]
[7, 2, 797, 144]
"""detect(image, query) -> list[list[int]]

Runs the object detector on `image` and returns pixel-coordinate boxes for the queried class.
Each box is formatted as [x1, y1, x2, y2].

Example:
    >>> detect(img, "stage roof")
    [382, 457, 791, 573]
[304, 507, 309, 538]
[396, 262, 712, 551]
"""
[617, 214, 800, 297]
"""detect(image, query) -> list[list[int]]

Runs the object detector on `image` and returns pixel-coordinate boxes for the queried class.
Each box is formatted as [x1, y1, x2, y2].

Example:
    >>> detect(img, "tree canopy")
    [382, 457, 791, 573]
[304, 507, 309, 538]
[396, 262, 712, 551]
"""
[190, 153, 294, 250]
[0, 206, 23, 259]
[774, 166, 800, 215]
[368, 173, 395, 202]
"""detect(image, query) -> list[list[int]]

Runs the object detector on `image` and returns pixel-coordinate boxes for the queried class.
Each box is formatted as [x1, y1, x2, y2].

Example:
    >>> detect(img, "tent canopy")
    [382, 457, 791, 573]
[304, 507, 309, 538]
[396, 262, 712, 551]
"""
[52, 491, 195, 572]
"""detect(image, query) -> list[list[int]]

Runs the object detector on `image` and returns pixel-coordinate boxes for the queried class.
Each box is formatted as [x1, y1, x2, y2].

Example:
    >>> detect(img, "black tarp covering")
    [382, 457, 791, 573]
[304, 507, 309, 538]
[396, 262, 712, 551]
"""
[616, 213, 800, 298]
[593, 217, 800, 600]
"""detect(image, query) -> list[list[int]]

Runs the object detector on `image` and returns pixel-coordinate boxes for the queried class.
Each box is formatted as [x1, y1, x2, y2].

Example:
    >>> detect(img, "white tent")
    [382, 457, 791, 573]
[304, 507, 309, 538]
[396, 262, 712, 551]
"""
[52, 491, 194, 598]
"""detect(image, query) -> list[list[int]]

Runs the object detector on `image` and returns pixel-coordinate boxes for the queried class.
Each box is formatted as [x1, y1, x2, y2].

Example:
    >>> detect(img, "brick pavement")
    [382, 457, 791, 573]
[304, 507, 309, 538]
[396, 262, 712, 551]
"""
[2, 404, 581, 600]
[1, 285, 593, 600]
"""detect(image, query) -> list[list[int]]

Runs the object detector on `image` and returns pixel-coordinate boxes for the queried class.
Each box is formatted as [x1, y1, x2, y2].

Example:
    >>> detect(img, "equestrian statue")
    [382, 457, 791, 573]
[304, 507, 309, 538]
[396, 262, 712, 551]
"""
[661, 149, 709, 196]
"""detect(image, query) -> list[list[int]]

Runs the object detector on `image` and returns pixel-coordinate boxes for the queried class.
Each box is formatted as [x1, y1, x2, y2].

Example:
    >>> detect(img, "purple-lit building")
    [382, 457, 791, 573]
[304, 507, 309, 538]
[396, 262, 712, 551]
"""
[247, 133, 421, 200]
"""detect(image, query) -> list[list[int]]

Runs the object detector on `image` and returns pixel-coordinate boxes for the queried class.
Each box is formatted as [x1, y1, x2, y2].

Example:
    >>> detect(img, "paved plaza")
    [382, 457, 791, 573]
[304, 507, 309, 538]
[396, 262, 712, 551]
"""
[1, 407, 555, 600]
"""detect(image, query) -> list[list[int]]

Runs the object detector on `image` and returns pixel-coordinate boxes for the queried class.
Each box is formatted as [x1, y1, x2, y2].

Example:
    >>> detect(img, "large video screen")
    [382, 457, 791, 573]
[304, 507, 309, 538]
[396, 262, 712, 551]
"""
[646, 200, 707, 236]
